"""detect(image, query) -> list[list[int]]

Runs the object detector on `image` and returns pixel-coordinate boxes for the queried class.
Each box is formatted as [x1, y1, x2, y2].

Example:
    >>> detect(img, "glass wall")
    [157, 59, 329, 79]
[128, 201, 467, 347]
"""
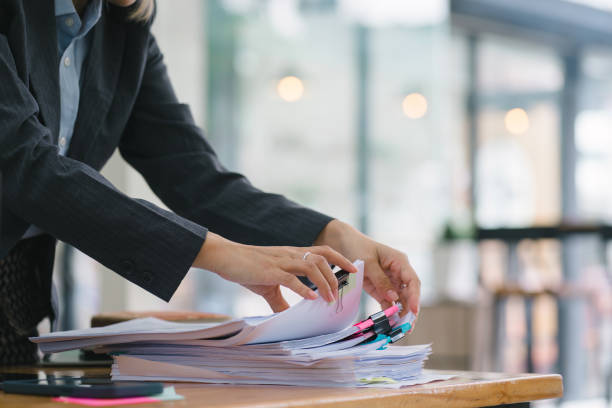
[576, 48, 612, 222]
[474, 34, 562, 228]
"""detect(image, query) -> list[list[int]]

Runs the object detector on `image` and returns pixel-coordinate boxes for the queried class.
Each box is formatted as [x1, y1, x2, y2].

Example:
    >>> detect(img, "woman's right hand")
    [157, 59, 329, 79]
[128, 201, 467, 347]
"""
[192, 232, 358, 310]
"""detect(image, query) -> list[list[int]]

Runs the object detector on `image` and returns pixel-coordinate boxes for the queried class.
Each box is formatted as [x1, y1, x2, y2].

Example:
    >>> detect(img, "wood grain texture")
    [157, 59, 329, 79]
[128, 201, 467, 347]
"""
[0, 367, 562, 408]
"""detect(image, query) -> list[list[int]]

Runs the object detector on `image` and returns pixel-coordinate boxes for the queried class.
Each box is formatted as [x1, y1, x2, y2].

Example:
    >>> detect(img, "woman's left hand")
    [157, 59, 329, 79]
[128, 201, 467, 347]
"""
[314, 220, 421, 318]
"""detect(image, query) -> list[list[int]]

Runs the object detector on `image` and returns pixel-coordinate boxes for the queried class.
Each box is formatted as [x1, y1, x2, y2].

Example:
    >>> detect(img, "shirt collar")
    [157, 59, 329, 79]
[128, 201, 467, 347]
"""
[80, 0, 103, 36]
[54, 0, 103, 38]
[55, 0, 77, 17]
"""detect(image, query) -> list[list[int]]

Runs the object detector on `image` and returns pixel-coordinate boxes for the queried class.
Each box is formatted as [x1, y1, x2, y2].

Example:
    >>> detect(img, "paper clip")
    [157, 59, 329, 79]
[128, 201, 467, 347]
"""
[336, 284, 344, 313]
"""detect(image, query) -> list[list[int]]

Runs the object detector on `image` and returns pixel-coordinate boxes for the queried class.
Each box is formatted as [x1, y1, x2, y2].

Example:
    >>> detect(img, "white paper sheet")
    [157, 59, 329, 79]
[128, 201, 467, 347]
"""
[240, 260, 364, 344]
[32, 260, 364, 352]
[110, 343, 443, 388]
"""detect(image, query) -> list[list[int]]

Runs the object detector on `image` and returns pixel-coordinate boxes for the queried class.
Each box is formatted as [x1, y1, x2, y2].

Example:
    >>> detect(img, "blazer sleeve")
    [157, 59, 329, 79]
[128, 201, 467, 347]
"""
[0, 34, 206, 301]
[119, 33, 333, 247]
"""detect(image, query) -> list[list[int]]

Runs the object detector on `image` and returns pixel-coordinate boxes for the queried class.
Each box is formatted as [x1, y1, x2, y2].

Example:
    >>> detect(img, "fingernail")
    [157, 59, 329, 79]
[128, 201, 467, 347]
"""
[387, 290, 399, 301]
[309, 291, 318, 300]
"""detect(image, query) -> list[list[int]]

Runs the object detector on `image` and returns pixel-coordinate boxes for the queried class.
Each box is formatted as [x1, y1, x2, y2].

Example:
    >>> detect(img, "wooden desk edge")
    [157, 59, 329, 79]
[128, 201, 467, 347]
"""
[0, 369, 563, 408]
[166, 373, 563, 408]
[233, 373, 564, 408]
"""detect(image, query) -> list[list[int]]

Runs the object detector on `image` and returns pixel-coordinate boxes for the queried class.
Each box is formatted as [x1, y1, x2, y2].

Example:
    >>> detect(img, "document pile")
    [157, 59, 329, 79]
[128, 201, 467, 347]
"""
[32, 261, 451, 388]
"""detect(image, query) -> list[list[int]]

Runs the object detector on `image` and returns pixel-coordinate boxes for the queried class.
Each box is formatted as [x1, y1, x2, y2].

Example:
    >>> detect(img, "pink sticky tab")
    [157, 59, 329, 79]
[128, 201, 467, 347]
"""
[384, 304, 400, 317]
[354, 319, 372, 331]
[52, 396, 158, 406]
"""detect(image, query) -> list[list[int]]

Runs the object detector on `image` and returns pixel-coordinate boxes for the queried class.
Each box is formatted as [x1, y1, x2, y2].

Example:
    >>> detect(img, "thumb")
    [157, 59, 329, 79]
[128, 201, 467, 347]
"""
[263, 286, 290, 313]
[366, 260, 399, 306]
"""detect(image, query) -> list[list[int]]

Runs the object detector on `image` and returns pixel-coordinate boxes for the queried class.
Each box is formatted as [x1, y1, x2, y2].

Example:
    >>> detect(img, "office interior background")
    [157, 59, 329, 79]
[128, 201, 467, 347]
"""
[49, 0, 612, 405]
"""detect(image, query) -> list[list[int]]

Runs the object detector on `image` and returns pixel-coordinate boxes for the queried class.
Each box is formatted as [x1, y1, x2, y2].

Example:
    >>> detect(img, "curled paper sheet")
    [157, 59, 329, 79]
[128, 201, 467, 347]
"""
[243, 259, 364, 344]
[32, 260, 365, 351]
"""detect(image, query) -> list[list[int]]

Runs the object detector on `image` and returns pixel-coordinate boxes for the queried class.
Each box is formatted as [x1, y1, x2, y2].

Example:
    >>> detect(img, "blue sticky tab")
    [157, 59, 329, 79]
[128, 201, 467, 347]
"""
[365, 321, 412, 348]
[400, 322, 412, 333]
[377, 336, 390, 350]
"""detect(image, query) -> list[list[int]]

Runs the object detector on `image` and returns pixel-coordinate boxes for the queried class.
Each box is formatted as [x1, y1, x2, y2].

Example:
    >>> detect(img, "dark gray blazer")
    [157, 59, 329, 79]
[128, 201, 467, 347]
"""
[0, 1, 332, 301]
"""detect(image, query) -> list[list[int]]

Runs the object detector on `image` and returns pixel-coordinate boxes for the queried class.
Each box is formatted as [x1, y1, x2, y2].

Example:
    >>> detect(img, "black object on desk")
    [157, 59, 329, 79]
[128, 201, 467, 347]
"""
[2, 376, 163, 398]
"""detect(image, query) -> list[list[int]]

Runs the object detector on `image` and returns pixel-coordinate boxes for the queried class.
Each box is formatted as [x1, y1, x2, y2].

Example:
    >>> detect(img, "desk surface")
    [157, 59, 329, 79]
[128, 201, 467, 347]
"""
[0, 366, 563, 408]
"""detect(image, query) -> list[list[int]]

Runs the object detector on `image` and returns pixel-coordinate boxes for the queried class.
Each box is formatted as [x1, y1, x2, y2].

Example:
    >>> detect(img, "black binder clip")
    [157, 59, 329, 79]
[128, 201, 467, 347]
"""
[388, 326, 405, 343]
[335, 269, 350, 290]
[369, 310, 392, 335]
[366, 305, 406, 343]
[298, 268, 351, 292]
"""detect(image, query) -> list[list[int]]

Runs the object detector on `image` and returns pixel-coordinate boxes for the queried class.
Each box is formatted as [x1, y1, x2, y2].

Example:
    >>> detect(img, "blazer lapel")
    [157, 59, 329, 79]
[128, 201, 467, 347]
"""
[67, 10, 125, 162]
[23, 0, 60, 140]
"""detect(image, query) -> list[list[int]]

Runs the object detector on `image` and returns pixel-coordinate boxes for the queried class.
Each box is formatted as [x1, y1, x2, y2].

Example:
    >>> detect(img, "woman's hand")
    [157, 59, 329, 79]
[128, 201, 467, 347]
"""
[193, 232, 358, 312]
[314, 220, 421, 318]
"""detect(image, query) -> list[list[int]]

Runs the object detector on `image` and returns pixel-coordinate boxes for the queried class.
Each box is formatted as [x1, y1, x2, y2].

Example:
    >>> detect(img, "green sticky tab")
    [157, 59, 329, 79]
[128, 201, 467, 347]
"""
[359, 377, 397, 384]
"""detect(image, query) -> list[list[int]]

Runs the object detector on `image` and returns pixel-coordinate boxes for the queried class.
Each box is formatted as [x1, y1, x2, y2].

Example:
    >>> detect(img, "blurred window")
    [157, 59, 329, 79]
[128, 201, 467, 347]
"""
[474, 35, 562, 228]
[576, 48, 612, 221]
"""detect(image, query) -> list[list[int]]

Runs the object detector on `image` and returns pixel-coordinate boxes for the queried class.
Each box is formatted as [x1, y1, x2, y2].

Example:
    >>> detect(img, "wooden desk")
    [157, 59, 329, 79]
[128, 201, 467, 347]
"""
[0, 366, 562, 408]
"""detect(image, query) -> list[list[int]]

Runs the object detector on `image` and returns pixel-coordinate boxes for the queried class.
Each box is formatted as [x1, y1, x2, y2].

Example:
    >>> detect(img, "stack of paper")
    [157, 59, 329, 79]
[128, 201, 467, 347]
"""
[31, 261, 452, 388]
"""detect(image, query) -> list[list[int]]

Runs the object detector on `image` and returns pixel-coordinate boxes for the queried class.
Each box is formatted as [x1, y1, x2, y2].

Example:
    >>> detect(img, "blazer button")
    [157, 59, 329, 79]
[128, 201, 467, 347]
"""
[121, 259, 135, 276]
[142, 270, 153, 284]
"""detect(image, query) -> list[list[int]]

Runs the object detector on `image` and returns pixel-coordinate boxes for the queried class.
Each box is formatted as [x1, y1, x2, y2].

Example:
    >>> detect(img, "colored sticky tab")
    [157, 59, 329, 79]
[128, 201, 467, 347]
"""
[363, 334, 390, 349]
[52, 386, 183, 406]
[359, 377, 398, 384]
[399, 322, 412, 333]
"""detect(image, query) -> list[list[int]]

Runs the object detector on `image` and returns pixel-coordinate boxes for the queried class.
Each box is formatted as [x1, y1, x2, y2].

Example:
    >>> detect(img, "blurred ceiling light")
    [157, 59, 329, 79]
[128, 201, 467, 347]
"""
[402, 93, 428, 119]
[339, 0, 448, 27]
[504, 108, 530, 135]
[277, 76, 304, 102]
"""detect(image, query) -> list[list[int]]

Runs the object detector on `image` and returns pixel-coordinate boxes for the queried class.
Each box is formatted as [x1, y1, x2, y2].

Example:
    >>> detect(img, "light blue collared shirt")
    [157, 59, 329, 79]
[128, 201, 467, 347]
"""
[55, 0, 102, 155]
[22, 0, 102, 239]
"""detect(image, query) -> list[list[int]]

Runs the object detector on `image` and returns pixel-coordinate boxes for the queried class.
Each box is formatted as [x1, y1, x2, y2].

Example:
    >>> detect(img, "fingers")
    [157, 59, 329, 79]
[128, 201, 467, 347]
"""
[279, 272, 318, 301]
[374, 246, 421, 317]
[404, 270, 421, 316]
[366, 261, 399, 305]
[282, 259, 335, 303]
[310, 245, 358, 274]
[363, 277, 393, 310]
[311, 254, 339, 300]
[263, 288, 291, 313]
[396, 258, 420, 316]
